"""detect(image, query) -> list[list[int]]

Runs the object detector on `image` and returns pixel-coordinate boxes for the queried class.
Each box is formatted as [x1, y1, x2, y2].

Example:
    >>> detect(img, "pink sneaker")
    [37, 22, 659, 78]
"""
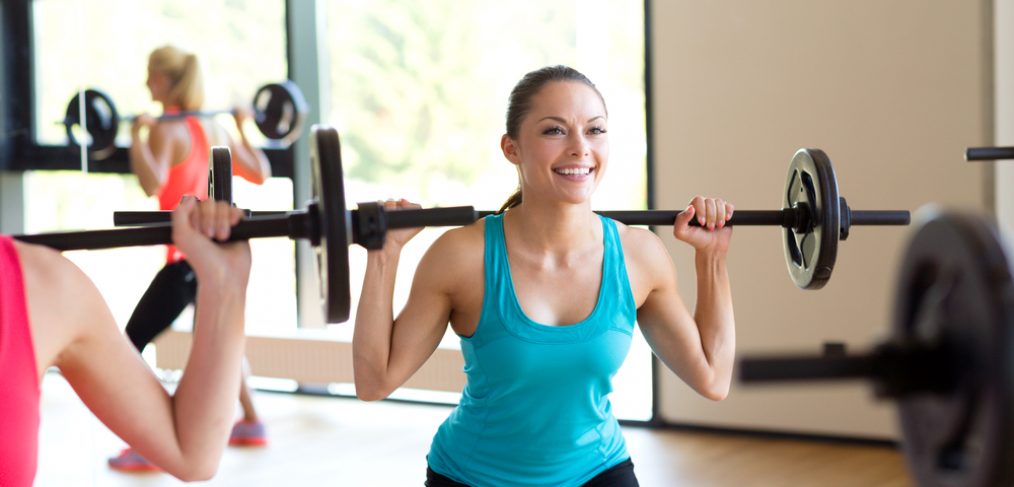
[108, 448, 161, 473]
[229, 420, 267, 447]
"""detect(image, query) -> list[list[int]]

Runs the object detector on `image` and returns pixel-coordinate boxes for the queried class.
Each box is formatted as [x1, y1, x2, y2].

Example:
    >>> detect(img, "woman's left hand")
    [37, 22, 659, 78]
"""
[672, 195, 734, 255]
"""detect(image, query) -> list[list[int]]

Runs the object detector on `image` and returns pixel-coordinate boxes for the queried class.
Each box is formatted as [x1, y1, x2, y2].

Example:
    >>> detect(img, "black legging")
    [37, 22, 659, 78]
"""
[124, 260, 197, 352]
[425, 459, 639, 487]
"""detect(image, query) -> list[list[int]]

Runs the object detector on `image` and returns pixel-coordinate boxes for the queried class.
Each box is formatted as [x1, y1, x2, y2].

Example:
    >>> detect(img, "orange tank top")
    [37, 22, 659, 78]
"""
[157, 114, 210, 263]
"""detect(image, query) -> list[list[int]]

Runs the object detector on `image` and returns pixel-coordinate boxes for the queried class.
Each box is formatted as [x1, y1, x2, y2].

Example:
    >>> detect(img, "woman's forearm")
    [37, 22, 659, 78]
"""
[234, 131, 272, 183]
[352, 250, 401, 399]
[693, 251, 736, 394]
[129, 142, 165, 196]
[166, 280, 247, 477]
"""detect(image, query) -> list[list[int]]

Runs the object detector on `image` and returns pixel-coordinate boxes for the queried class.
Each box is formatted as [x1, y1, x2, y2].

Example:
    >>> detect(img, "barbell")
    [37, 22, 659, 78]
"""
[20, 126, 910, 322]
[62, 81, 308, 160]
[112, 132, 910, 293]
[739, 209, 1014, 487]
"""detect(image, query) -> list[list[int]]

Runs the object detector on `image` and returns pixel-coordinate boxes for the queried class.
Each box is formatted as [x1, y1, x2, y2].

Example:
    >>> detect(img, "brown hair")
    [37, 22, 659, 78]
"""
[498, 65, 606, 213]
[148, 45, 204, 111]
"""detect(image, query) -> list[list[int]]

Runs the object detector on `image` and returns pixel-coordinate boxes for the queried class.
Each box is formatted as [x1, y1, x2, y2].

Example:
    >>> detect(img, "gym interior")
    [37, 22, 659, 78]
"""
[1, 1, 1012, 486]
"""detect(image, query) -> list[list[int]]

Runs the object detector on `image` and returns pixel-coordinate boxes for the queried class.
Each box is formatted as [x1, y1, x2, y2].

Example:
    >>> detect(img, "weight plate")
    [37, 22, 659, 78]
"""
[311, 126, 352, 323]
[209, 147, 233, 204]
[782, 148, 840, 289]
[64, 89, 119, 160]
[253, 81, 308, 145]
[892, 211, 1014, 487]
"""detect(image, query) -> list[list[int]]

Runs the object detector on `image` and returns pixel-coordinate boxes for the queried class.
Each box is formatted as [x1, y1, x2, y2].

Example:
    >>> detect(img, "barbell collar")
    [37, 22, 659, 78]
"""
[352, 205, 479, 249]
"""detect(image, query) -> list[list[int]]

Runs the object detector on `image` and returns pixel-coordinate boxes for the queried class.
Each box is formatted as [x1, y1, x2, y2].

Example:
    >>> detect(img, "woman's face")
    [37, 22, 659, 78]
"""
[504, 81, 609, 207]
[146, 66, 171, 103]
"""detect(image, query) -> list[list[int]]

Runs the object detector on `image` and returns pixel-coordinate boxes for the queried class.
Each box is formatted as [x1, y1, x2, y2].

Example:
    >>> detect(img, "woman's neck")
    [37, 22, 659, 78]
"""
[504, 200, 600, 255]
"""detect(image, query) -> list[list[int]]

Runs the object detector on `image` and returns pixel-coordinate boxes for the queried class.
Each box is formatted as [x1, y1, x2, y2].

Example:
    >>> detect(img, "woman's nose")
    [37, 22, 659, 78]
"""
[568, 134, 590, 157]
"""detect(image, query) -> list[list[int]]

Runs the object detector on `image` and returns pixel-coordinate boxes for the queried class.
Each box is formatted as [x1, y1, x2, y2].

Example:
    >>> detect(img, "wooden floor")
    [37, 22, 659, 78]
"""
[36, 373, 913, 486]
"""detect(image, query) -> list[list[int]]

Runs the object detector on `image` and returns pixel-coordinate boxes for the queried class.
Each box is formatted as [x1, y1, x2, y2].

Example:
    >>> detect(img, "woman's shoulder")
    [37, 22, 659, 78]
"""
[413, 219, 486, 289]
[612, 219, 672, 268]
[427, 217, 486, 257]
[612, 219, 665, 250]
[11, 240, 78, 284]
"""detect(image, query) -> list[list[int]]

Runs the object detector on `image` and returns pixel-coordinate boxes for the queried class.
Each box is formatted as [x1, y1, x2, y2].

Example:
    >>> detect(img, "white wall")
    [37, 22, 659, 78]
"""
[649, 0, 992, 439]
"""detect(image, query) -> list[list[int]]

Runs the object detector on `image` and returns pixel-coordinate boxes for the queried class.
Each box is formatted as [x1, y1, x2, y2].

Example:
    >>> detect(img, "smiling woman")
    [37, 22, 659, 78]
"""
[352, 65, 733, 486]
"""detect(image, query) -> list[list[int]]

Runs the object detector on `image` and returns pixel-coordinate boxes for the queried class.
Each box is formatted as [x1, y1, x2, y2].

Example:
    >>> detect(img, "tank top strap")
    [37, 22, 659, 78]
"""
[471, 214, 509, 346]
[597, 215, 637, 334]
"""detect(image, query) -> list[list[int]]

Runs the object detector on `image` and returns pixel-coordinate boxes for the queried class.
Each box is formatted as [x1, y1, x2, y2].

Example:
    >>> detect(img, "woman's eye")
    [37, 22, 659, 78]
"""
[543, 127, 564, 135]
[590, 127, 608, 135]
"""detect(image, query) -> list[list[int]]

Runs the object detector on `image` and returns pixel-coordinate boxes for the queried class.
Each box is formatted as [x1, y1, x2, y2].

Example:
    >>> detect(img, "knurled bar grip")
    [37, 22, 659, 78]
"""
[849, 211, 911, 225]
[385, 206, 479, 228]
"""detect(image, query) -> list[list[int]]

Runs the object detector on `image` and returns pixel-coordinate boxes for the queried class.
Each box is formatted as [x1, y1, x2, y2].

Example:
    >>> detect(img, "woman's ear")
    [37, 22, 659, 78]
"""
[501, 134, 520, 166]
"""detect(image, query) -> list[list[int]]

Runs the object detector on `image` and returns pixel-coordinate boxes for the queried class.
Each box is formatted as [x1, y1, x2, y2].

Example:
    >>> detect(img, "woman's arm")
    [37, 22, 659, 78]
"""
[634, 198, 736, 400]
[352, 200, 471, 401]
[129, 115, 177, 196]
[226, 107, 271, 184]
[27, 199, 249, 481]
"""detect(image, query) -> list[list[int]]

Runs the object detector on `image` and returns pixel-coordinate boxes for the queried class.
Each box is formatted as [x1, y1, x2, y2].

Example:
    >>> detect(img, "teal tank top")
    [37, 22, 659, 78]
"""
[427, 213, 636, 486]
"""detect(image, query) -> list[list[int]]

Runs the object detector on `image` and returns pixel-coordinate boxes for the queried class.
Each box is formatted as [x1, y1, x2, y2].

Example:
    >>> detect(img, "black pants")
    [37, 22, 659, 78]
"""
[124, 260, 197, 352]
[425, 459, 639, 487]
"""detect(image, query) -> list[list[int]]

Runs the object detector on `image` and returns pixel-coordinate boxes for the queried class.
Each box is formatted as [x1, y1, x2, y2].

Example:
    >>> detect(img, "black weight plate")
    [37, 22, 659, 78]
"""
[892, 211, 1014, 487]
[782, 148, 840, 289]
[64, 89, 120, 160]
[209, 146, 234, 204]
[253, 81, 308, 144]
[311, 126, 352, 323]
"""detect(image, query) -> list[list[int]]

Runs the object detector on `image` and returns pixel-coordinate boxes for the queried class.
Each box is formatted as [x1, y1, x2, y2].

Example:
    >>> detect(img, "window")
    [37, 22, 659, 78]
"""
[23, 0, 297, 334]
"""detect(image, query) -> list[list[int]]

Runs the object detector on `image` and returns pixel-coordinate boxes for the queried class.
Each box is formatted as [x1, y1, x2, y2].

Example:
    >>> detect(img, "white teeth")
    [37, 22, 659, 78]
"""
[555, 167, 592, 176]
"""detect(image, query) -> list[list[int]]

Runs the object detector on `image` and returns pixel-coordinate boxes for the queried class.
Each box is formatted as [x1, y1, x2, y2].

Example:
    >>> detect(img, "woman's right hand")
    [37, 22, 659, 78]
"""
[171, 196, 251, 287]
[232, 105, 253, 132]
[379, 199, 423, 252]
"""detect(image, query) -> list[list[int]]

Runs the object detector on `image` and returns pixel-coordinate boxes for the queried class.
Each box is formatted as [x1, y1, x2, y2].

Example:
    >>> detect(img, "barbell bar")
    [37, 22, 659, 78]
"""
[739, 209, 1014, 487]
[62, 80, 308, 160]
[114, 145, 911, 291]
[965, 146, 1014, 161]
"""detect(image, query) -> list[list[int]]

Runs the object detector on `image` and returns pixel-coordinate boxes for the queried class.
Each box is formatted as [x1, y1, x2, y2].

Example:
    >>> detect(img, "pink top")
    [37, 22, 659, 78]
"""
[0, 236, 41, 487]
[157, 113, 210, 263]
